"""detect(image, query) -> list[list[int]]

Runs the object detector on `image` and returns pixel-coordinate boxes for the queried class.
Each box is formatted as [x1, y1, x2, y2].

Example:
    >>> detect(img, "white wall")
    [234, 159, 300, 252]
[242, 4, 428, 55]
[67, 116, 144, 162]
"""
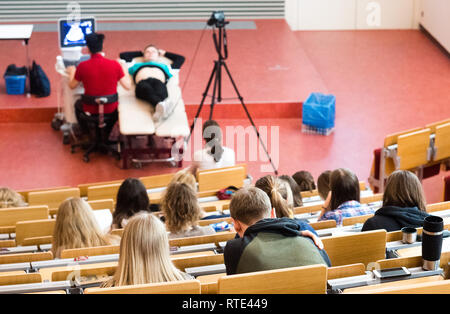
[285, 0, 421, 31]
[419, 0, 450, 53]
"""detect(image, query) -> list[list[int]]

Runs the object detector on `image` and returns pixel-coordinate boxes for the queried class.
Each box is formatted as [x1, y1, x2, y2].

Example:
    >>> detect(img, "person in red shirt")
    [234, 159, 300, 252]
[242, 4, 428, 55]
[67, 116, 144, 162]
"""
[66, 32, 131, 137]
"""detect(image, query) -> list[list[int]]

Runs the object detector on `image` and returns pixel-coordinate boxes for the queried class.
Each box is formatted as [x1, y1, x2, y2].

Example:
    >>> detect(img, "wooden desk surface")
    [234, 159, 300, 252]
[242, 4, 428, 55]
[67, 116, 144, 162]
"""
[396, 237, 450, 258]
[343, 275, 444, 294]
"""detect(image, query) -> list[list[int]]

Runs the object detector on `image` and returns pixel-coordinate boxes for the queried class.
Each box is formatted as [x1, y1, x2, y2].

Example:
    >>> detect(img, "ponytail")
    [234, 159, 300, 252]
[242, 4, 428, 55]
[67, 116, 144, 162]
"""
[255, 175, 294, 219]
[270, 187, 294, 219]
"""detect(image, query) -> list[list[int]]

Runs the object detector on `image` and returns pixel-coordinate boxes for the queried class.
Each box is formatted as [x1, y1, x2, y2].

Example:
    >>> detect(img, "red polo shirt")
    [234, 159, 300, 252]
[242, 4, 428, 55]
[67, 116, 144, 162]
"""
[74, 53, 124, 114]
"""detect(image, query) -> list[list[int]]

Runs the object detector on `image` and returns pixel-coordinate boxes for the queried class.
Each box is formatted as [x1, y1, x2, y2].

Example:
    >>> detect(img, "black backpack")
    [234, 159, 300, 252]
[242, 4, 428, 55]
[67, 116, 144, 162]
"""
[29, 61, 51, 97]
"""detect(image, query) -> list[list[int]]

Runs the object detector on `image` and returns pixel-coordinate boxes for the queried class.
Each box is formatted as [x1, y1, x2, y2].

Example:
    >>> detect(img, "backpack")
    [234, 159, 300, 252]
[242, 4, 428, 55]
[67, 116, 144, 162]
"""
[29, 61, 51, 97]
[217, 186, 239, 200]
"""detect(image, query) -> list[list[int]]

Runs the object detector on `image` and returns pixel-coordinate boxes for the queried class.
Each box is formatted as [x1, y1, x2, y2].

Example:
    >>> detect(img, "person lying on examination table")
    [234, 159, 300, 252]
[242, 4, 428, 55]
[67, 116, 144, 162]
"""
[123, 44, 185, 121]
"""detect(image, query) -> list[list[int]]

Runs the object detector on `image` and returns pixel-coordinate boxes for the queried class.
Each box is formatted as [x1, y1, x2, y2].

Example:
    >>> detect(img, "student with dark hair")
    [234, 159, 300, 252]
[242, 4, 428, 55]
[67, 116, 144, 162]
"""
[278, 175, 303, 207]
[317, 170, 332, 201]
[362, 170, 429, 232]
[318, 168, 375, 226]
[224, 187, 331, 275]
[193, 120, 236, 170]
[292, 170, 316, 192]
[67, 32, 131, 136]
[112, 178, 151, 229]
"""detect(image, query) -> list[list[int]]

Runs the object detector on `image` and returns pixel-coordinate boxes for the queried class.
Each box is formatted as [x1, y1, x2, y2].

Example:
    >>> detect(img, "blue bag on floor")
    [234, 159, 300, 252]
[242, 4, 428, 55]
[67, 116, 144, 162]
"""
[302, 93, 335, 129]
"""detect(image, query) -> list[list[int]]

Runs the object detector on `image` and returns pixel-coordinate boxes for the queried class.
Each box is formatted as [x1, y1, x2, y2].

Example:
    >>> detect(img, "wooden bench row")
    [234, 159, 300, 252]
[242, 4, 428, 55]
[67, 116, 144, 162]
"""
[1, 251, 448, 294]
[369, 118, 450, 192]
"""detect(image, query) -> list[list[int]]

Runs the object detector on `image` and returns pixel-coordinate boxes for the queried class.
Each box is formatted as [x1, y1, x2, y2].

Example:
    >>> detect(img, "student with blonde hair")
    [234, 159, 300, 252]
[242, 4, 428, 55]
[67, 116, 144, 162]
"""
[102, 213, 191, 287]
[255, 175, 317, 234]
[255, 175, 294, 219]
[169, 167, 197, 191]
[52, 197, 119, 259]
[161, 182, 215, 238]
[0, 187, 26, 208]
[362, 170, 429, 232]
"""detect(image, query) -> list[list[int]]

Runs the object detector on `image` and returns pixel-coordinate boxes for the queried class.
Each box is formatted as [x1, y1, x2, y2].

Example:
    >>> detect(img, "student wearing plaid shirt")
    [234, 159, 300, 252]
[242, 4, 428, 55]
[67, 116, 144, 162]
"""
[318, 168, 375, 226]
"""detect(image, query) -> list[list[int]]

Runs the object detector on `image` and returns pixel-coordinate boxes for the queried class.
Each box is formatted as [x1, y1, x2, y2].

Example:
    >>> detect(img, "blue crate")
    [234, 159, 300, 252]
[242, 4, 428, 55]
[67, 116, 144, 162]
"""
[4, 75, 26, 95]
[302, 93, 335, 129]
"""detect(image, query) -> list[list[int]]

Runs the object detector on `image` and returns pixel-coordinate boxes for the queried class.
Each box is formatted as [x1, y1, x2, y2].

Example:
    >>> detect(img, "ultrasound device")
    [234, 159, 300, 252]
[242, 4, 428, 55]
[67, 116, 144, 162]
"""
[57, 17, 96, 67]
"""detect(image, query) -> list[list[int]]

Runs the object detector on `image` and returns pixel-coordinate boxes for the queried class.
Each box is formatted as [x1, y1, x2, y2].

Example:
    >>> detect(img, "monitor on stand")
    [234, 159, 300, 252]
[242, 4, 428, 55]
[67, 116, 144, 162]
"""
[57, 17, 96, 65]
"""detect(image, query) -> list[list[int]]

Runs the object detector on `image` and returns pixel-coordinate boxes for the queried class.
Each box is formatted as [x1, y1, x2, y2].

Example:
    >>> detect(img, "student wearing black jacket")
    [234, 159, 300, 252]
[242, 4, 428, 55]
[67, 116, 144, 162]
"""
[362, 170, 429, 232]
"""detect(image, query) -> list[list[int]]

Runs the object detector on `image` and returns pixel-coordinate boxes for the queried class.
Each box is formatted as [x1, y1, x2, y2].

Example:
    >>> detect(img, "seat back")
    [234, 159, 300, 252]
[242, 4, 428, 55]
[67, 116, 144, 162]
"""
[378, 251, 449, 269]
[79, 180, 123, 198]
[425, 118, 450, 134]
[18, 186, 71, 203]
[172, 254, 225, 272]
[433, 122, 450, 162]
[87, 183, 121, 202]
[169, 232, 236, 248]
[397, 128, 431, 170]
[364, 280, 450, 294]
[426, 201, 450, 213]
[322, 230, 386, 267]
[197, 217, 233, 227]
[60, 245, 120, 259]
[309, 220, 336, 230]
[327, 263, 366, 280]
[217, 264, 327, 294]
[0, 206, 49, 234]
[383, 127, 424, 148]
[0, 252, 53, 265]
[293, 203, 322, 215]
[52, 263, 118, 282]
[382, 127, 425, 176]
[197, 165, 246, 193]
[360, 193, 383, 204]
[15, 219, 55, 246]
[0, 273, 42, 286]
[139, 173, 176, 189]
[28, 188, 80, 214]
[342, 214, 374, 226]
[87, 199, 115, 213]
[84, 280, 201, 294]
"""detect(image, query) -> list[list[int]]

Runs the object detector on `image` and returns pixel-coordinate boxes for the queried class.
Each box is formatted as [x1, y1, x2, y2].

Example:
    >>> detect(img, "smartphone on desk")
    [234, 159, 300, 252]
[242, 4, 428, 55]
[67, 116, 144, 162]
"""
[373, 267, 411, 279]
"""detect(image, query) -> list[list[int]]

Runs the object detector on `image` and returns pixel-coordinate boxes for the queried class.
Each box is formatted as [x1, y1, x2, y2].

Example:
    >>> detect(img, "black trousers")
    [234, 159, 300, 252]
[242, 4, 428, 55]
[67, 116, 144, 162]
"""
[135, 77, 168, 107]
[75, 100, 118, 139]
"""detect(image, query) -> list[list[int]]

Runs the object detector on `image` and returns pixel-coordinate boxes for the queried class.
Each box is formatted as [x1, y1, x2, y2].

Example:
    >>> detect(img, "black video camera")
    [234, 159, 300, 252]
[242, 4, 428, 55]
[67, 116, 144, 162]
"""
[207, 11, 229, 27]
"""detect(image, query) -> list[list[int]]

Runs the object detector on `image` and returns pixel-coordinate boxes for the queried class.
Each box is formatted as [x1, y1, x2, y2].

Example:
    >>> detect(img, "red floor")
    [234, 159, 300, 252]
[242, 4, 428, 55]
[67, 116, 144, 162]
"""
[0, 20, 449, 204]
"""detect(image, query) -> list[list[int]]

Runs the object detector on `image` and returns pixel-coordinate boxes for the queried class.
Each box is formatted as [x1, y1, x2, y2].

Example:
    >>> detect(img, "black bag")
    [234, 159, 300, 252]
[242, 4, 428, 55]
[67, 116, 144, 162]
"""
[4, 64, 27, 76]
[29, 61, 50, 97]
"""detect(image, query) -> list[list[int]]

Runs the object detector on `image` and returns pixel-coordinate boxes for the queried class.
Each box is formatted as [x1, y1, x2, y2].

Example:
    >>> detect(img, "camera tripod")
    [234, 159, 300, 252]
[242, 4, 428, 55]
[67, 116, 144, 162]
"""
[186, 24, 278, 175]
